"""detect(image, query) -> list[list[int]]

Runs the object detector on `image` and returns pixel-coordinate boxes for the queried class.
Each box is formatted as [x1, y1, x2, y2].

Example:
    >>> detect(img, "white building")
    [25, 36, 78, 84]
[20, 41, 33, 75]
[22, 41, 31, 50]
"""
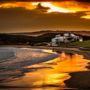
[51, 33, 83, 46]
[51, 34, 65, 46]
[64, 33, 70, 37]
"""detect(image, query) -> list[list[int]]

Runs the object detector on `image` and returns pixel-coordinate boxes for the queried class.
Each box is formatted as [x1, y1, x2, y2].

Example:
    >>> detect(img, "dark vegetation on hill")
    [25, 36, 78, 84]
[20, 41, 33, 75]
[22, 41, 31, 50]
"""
[0, 31, 90, 46]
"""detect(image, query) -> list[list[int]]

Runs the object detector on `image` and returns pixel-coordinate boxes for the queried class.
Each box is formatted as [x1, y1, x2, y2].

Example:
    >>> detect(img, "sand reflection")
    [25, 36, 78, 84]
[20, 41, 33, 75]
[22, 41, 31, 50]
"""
[1, 53, 90, 89]
[52, 53, 90, 72]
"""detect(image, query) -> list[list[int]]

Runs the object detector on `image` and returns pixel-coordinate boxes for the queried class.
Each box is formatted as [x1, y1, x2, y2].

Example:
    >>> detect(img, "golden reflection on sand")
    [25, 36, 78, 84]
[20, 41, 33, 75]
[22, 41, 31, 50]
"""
[2, 53, 90, 88]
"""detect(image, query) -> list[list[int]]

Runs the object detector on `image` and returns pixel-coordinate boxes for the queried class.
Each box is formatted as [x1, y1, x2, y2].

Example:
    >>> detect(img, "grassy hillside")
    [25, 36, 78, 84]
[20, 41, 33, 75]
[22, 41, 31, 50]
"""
[67, 40, 90, 48]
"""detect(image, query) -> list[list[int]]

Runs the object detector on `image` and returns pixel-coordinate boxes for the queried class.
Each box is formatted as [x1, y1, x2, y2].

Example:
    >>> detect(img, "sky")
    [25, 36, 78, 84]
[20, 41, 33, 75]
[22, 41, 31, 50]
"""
[0, 0, 90, 33]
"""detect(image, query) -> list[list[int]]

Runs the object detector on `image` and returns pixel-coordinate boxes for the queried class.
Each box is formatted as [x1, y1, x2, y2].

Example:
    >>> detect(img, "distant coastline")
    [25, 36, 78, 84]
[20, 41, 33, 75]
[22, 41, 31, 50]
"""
[1, 30, 90, 36]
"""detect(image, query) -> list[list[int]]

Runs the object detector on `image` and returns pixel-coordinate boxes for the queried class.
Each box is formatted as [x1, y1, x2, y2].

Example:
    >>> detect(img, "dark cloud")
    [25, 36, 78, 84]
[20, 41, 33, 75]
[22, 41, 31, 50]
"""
[0, 0, 90, 2]
[0, 7, 90, 33]
[77, 0, 90, 2]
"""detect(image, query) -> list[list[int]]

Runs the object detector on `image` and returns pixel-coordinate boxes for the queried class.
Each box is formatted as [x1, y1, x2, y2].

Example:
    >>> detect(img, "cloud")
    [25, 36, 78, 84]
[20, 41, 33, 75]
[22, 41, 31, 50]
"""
[0, 1, 90, 13]
[0, 0, 90, 3]
[0, 7, 90, 33]
[0, 0, 90, 2]
[0, 0, 90, 33]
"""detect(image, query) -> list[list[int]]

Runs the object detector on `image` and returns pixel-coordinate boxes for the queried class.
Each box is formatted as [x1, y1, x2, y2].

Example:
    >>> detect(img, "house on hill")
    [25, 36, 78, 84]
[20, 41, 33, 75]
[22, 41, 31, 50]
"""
[51, 33, 83, 46]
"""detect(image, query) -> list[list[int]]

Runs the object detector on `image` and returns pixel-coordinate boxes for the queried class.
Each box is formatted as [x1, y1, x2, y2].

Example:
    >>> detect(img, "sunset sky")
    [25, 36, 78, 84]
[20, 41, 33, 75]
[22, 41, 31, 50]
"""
[0, 0, 90, 33]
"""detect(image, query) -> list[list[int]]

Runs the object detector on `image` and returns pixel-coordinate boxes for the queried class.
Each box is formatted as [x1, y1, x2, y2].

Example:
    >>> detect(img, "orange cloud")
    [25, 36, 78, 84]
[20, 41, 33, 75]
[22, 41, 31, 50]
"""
[0, 1, 90, 12]
[0, 1, 90, 19]
[81, 12, 90, 19]
[51, 1, 90, 12]
[0, 2, 36, 10]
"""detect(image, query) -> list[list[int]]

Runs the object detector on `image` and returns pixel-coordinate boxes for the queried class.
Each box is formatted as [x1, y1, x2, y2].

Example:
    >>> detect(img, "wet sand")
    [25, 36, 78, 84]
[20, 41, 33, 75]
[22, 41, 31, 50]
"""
[0, 47, 58, 83]
[65, 71, 90, 89]
[0, 45, 90, 59]
[0, 46, 90, 89]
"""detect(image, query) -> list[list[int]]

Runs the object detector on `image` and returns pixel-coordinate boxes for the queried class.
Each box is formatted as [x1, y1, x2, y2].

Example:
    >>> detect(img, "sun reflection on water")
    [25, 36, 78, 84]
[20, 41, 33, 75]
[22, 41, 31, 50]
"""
[1, 52, 90, 89]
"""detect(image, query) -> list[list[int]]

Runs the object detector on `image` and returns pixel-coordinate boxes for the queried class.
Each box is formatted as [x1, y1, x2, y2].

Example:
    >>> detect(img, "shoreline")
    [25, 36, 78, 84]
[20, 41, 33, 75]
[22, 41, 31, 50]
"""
[0, 45, 90, 89]
[0, 45, 90, 60]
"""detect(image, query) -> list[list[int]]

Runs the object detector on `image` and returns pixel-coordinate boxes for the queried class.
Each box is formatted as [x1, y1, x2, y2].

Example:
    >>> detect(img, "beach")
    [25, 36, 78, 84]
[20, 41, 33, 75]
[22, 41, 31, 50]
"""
[0, 46, 90, 90]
